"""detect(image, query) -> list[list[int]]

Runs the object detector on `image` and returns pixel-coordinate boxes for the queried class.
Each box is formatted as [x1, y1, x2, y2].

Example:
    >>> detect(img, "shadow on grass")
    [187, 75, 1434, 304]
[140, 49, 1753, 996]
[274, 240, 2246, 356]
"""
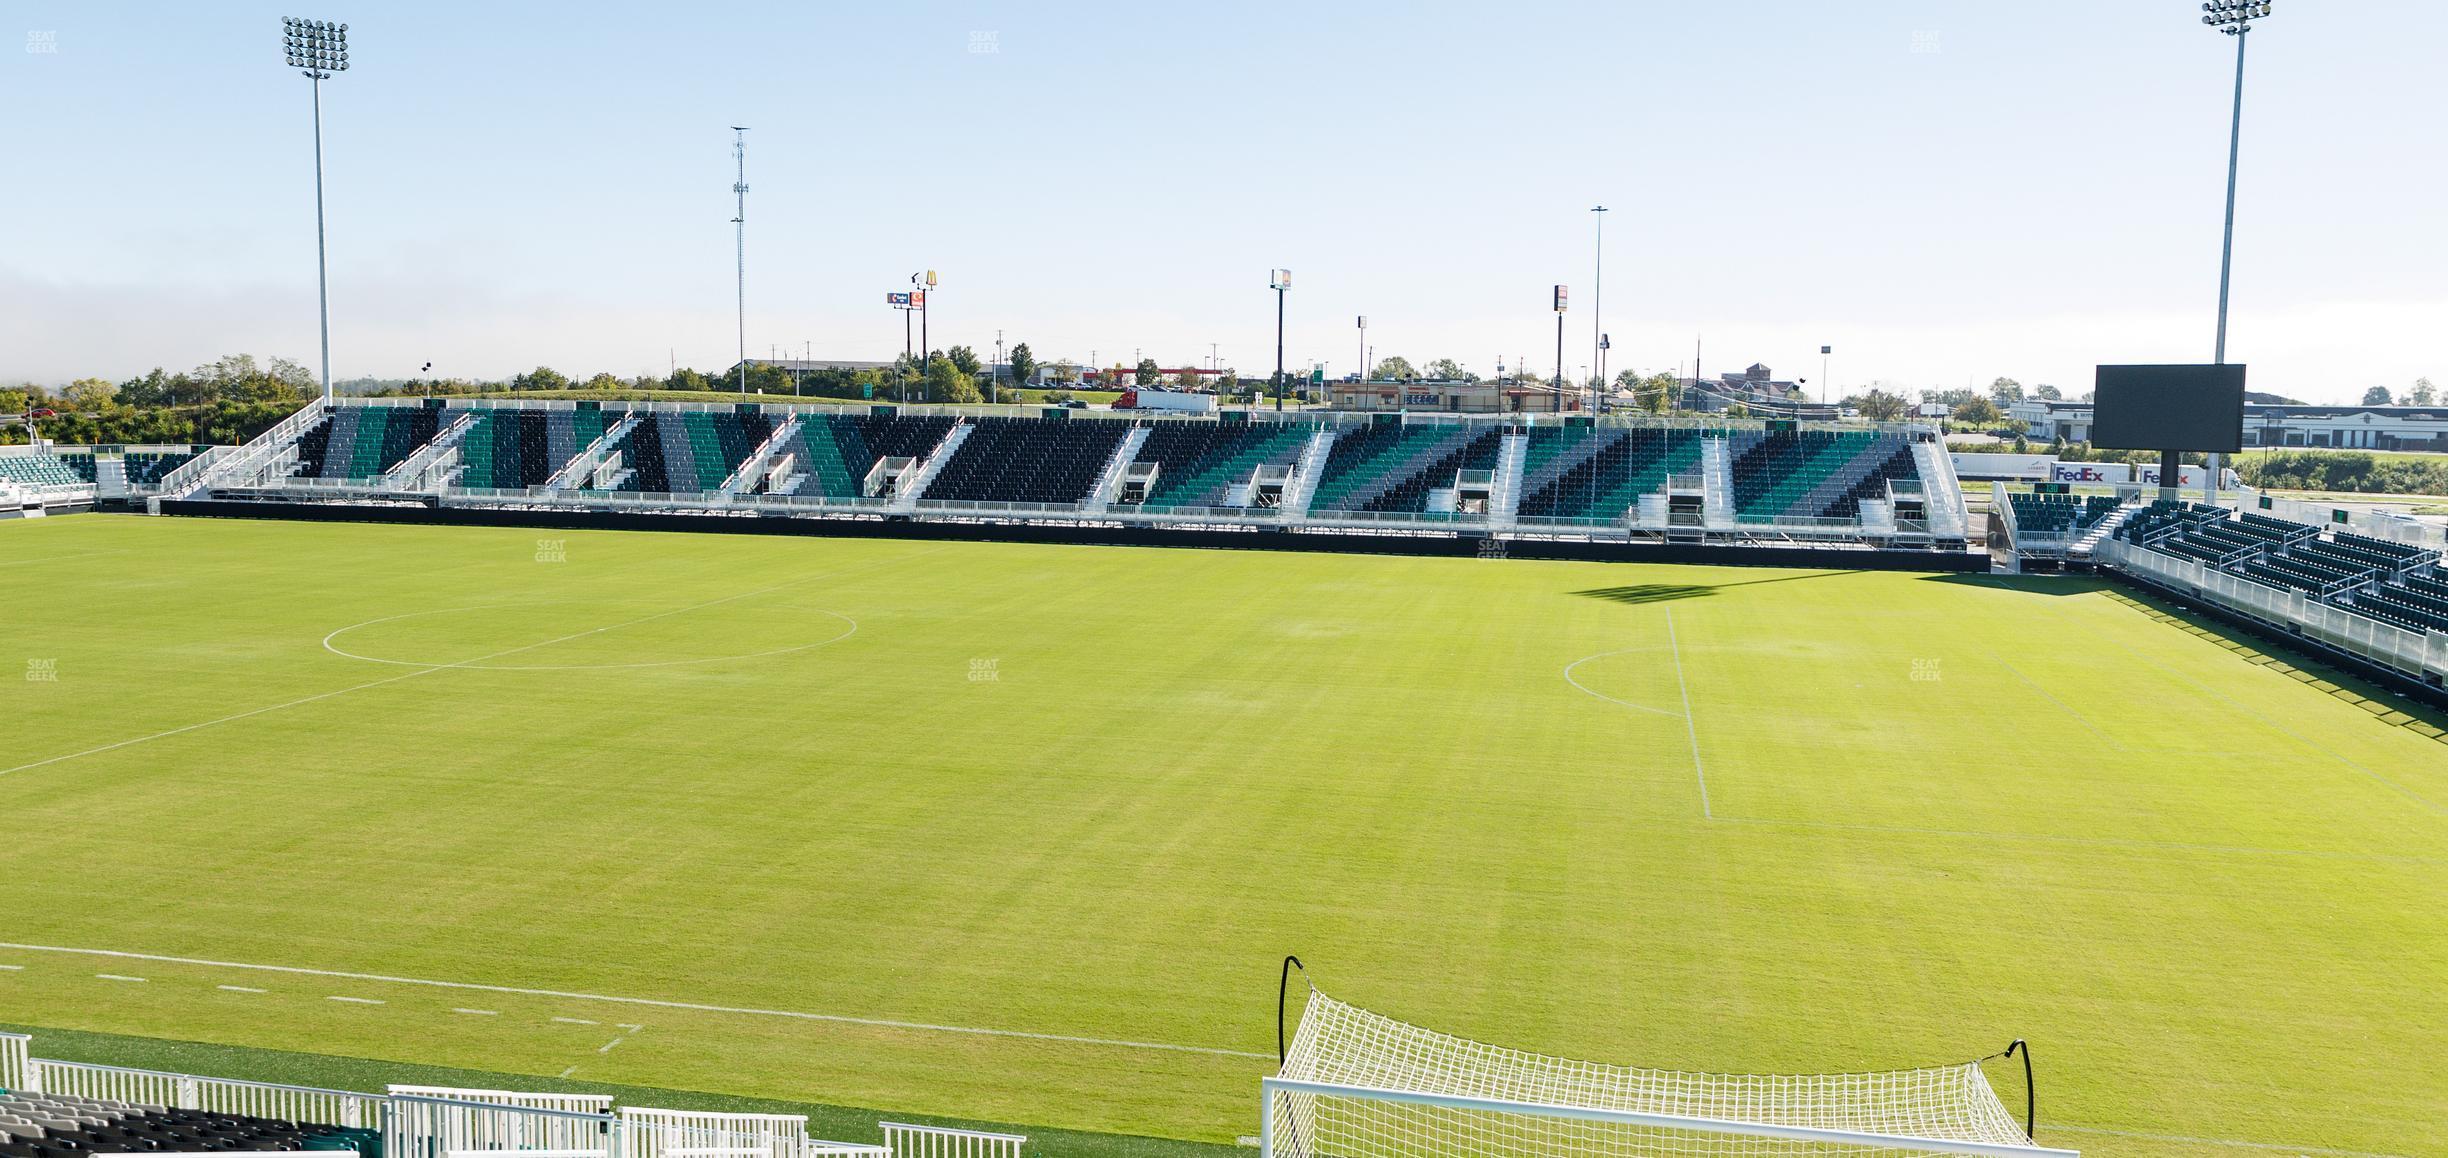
[1572, 570, 1869, 606]
[2098, 585, 2448, 746]
[1917, 572, 2106, 597]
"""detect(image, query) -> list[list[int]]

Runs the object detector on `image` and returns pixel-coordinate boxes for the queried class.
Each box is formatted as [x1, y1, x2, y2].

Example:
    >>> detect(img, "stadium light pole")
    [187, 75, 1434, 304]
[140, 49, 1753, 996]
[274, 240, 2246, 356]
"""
[1356, 315, 1367, 383]
[1552, 286, 1568, 413]
[731, 127, 750, 394]
[2200, 1, 2273, 501]
[1590, 206, 1607, 414]
[1270, 270, 1291, 412]
[282, 17, 349, 403]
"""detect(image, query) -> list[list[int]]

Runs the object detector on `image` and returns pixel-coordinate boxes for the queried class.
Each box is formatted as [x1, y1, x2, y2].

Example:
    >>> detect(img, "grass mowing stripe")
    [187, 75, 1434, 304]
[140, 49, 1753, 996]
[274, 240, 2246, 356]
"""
[0, 1022, 1232, 1158]
[0, 942, 1270, 1060]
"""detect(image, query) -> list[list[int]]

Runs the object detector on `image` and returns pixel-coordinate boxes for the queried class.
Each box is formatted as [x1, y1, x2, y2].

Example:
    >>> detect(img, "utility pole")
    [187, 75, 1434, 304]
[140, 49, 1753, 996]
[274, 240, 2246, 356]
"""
[1553, 285, 1568, 412]
[731, 127, 750, 394]
[1590, 205, 1608, 415]
[1270, 270, 1291, 411]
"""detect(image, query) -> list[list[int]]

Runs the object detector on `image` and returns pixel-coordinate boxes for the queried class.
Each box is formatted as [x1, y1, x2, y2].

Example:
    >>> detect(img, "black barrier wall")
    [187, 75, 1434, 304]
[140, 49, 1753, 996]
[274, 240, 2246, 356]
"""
[158, 499, 1991, 573]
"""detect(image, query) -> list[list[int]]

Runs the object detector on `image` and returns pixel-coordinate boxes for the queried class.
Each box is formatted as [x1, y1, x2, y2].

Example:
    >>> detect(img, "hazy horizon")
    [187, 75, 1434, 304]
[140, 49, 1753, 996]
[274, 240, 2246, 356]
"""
[4, 1, 2440, 404]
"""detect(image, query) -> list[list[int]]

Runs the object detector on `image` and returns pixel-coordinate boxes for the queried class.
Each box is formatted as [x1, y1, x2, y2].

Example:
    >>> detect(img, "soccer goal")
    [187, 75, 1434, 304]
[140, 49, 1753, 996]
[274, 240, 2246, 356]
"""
[1264, 984, 2077, 1158]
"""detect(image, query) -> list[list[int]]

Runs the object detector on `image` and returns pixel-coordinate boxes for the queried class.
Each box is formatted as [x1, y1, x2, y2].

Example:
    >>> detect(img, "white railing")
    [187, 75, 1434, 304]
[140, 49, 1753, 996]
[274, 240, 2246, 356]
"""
[0, 1031, 25, 1090]
[382, 411, 478, 491]
[1258, 1077, 2078, 1158]
[893, 422, 973, 510]
[386, 1089, 616, 1158]
[201, 401, 330, 490]
[877, 1122, 1025, 1158]
[2101, 539, 2448, 679]
[721, 418, 801, 496]
[618, 1107, 807, 1158]
[25, 1058, 384, 1127]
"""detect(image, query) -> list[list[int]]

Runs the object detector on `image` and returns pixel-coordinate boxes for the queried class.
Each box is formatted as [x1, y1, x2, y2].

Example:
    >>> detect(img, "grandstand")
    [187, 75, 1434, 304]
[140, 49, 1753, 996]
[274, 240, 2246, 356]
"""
[157, 399, 1970, 560]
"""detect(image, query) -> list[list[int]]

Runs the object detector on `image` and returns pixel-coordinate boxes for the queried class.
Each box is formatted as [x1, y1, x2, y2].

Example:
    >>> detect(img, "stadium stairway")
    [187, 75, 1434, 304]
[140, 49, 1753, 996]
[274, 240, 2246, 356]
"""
[1308, 424, 1502, 514]
[797, 412, 961, 500]
[1125, 420, 1314, 508]
[1516, 427, 1706, 523]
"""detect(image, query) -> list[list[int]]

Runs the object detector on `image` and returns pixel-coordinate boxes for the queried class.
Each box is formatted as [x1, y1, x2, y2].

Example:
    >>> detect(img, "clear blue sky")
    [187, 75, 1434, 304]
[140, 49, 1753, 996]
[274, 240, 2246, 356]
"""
[3, 1, 2439, 403]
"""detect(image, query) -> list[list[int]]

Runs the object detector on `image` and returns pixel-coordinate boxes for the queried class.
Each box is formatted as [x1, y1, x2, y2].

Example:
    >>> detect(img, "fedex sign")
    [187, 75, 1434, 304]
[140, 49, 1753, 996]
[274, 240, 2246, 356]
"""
[2051, 463, 2130, 484]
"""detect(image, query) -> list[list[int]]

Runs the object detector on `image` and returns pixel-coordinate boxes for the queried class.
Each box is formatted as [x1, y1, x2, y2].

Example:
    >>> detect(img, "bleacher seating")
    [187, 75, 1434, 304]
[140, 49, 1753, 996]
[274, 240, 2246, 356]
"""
[0, 1089, 376, 1158]
[1130, 420, 1314, 507]
[289, 406, 440, 481]
[122, 451, 200, 487]
[1724, 429, 1916, 520]
[457, 407, 603, 491]
[784, 413, 958, 499]
[923, 417, 1130, 504]
[0, 455, 89, 489]
[1517, 427, 1706, 521]
[1308, 424, 1503, 513]
[2008, 493, 2119, 535]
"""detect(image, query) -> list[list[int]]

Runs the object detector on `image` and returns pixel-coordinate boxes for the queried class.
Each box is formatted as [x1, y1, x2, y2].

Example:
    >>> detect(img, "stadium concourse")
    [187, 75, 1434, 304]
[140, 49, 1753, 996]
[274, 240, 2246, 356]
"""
[32, 397, 1976, 557]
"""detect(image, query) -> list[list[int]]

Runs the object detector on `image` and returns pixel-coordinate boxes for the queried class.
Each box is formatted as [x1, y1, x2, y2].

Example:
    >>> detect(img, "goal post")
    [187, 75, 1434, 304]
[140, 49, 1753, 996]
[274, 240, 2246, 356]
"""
[1265, 987, 2077, 1158]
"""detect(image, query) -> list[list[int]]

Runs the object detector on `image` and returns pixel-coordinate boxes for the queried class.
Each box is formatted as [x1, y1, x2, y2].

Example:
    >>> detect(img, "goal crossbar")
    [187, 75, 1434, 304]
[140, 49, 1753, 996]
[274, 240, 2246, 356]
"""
[1261, 1078, 2079, 1158]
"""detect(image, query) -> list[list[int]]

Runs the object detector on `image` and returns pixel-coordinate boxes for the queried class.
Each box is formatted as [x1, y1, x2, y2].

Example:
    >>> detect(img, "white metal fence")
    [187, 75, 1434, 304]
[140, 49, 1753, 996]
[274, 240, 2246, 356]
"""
[385, 1091, 616, 1158]
[877, 1122, 1025, 1158]
[2100, 539, 2448, 680]
[0, 1032, 25, 1091]
[22, 1058, 385, 1127]
[618, 1106, 808, 1158]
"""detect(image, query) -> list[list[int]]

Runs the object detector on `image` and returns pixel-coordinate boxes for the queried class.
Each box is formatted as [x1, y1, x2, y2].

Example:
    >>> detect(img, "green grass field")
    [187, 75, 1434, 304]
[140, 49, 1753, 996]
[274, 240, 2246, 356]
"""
[4, 515, 2445, 1158]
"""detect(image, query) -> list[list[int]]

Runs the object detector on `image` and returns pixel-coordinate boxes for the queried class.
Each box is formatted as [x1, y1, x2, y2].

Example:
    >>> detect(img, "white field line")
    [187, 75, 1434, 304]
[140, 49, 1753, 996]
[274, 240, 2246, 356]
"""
[0, 550, 123, 569]
[327, 995, 385, 1005]
[1559, 648, 1683, 718]
[1664, 609, 1711, 819]
[0, 964, 21, 970]
[2, 942, 1269, 1060]
[217, 985, 267, 993]
[2049, 1122, 2409, 1158]
[95, 974, 145, 982]
[452, 1008, 500, 1016]
[551, 1017, 598, 1025]
[0, 546, 940, 781]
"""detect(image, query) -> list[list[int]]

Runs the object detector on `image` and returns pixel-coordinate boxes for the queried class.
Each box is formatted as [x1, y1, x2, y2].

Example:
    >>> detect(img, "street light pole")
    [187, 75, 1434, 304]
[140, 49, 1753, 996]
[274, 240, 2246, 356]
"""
[282, 18, 350, 403]
[1590, 205, 1607, 414]
[1357, 315, 1367, 384]
[1270, 270, 1291, 411]
[2200, 0, 2273, 500]
[732, 127, 749, 394]
[1552, 285, 1568, 413]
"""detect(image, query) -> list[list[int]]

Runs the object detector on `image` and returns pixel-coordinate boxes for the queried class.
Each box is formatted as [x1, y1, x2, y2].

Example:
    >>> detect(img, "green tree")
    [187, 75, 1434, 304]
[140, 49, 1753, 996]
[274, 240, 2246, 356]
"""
[2362, 386, 2394, 407]
[1954, 396, 2003, 425]
[1989, 377, 2024, 403]
[1216, 369, 1240, 397]
[2034, 383, 2063, 401]
[927, 356, 982, 404]
[1007, 343, 1036, 391]
[1854, 388, 1908, 422]
[1370, 355, 1417, 381]
[2406, 378, 2436, 406]
[580, 373, 622, 392]
[1135, 358, 1161, 387]
[61, 378, 118, 412]
[1173, 370, 1204, 391]
[1424, 357, 1474, 382]
[667, 367, 713, 391]
[1633, 372, 1678, 414]
[945, 346, 982, 377]
[512, 366, 570, 392]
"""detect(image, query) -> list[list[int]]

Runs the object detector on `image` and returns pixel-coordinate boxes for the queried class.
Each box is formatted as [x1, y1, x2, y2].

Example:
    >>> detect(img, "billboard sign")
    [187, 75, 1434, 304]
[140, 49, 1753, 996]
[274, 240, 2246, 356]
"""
[886, 292, 911, 307]
[1553, 285, 1569, 312]
[2092, 363, 2247, 453]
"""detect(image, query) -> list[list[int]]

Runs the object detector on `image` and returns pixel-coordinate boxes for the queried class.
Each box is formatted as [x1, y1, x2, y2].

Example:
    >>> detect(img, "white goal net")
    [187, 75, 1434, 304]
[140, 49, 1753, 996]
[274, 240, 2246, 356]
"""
[1264, 989, 2075, 1158]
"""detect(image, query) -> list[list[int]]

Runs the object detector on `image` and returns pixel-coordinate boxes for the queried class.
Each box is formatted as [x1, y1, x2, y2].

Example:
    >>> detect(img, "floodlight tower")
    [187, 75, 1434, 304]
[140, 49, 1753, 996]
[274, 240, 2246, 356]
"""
[1589, 205, 1607, 413]
[2199, 0, 2273, 500]
[282, 17, 350, 403]
[731, 127, 750, 394]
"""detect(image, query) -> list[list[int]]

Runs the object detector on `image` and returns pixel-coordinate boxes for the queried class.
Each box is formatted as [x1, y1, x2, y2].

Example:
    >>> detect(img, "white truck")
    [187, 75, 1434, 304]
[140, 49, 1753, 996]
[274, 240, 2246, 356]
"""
[1114, 387, 1219, 414]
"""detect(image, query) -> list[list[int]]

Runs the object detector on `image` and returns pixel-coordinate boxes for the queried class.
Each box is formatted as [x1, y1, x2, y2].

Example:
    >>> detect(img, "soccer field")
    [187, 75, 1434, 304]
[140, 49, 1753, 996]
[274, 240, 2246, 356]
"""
[4, 515, 2444, 1157]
